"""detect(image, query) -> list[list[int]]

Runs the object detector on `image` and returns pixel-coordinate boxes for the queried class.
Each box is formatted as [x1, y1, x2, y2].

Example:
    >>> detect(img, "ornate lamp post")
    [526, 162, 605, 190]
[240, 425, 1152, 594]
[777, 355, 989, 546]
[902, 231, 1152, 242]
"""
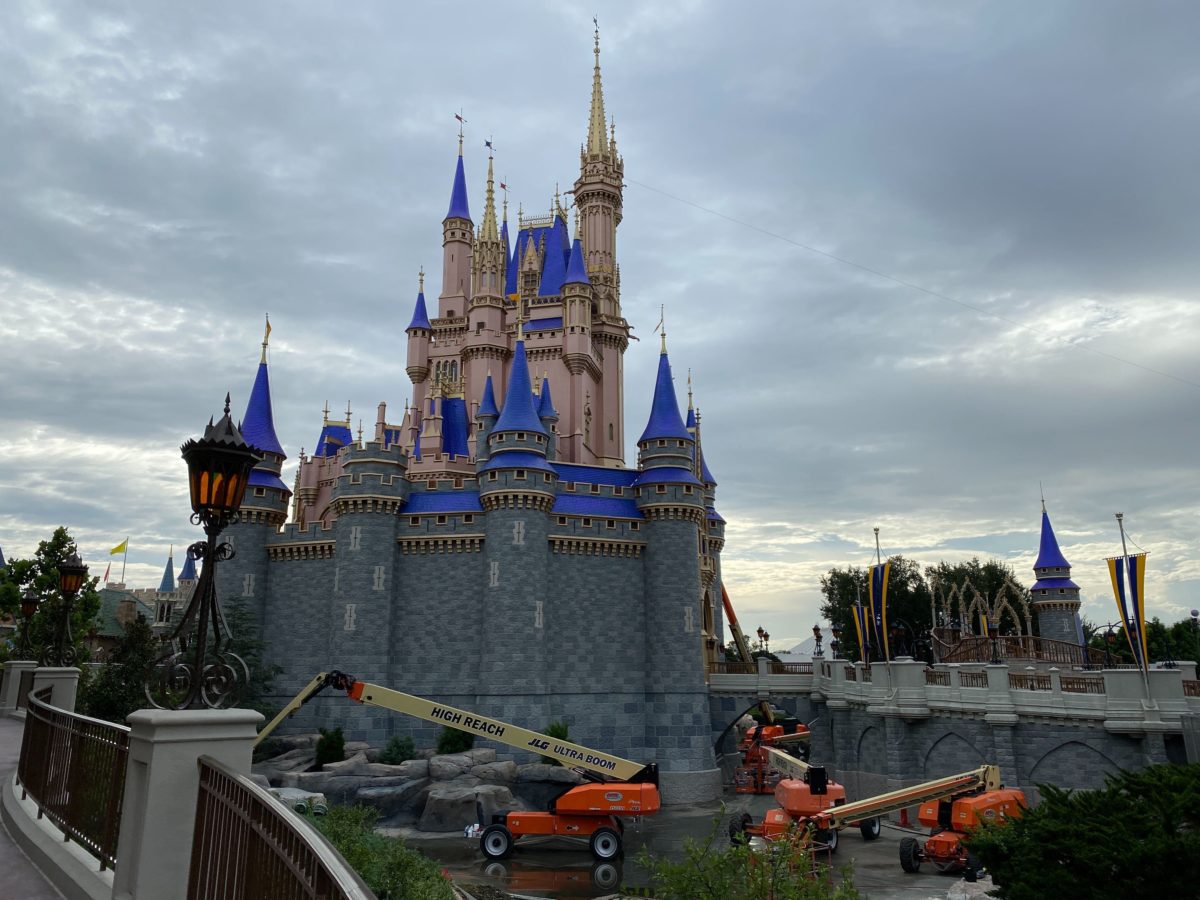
[18, 588, 40, 660]
[1190, 609, 1199, 662]
[987, 620, 1001, 665]
[1103, 623, 1120, 668]
[811, 623, 823, 657]
[147, 394, 261, 710]
[43, 553, 88, 666]
[830, 622, 842, 659]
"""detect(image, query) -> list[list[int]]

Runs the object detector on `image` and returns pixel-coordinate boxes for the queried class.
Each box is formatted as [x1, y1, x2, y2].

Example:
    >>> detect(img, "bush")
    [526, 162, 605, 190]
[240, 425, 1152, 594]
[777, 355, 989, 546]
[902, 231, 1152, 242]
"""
[80, 615, 159, 724]
[637, 812, 861, 899]
[541, 720, 570, 765]
[253, 737, 286, 764]
[436, 726, 474, 755]
[309, 805, 454, 899]
[316, 727, 346, 767]
[378, 735, 417, 765]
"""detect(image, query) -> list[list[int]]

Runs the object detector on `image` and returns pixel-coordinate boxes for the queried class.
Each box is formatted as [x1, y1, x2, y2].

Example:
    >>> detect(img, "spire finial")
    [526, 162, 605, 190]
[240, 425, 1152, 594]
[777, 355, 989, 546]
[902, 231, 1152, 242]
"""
[480, 142, 500, 242]
[323, 401, 330, 424]
[654, 304, 666, 352]
[261, 313, 272, 363]
[586, 16, 609, 156]
[345, 401, 352, 423]
[501, 176, 508, 222]
[687, 369, 693, 409]
[1040, 481, 1046, 514]
[223, 392, 231, 416]
[419, 266, 424, 292]
[357, 419, 364, 444]
[455, 109, 466, 154]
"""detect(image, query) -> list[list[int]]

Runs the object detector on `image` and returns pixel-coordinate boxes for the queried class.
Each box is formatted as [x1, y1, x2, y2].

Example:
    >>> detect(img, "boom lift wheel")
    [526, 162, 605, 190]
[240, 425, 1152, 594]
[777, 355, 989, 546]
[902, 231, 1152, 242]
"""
[728, 812, 753, 845]
[590, 826, 623, 860]
[859, 817, 881, 841]
[480, 824, 515, 860]
[816, 826, 839, 853]
[591, 861, 620, 889]
[899, 837, 922, 873]
[964, 850, 981, 883]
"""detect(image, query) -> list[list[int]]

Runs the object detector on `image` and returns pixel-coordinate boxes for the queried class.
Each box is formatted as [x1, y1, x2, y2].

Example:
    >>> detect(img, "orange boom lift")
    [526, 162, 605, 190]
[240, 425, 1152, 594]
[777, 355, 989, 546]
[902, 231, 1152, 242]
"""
[256, 671, 660, 861]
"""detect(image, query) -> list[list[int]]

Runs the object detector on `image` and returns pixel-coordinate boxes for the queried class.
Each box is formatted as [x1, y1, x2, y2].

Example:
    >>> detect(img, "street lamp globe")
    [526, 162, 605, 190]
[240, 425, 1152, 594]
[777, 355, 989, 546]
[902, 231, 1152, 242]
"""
[180, 393, 262, 533]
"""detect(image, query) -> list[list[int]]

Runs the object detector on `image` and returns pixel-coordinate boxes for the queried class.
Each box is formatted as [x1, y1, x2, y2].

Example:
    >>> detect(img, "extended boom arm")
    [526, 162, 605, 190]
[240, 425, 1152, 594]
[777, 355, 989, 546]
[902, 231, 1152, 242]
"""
[819, 764, 1000, 830]
[256, 671, 657, 784]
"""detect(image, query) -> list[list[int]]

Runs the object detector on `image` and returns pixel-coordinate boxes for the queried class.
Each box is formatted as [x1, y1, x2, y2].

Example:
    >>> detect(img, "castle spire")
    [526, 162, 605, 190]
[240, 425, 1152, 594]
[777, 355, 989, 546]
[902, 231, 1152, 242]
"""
[445, 140, 471, 222]
[480, 146, 499, 243]
[261, 314, 271, 364]
[587, 22, 609, 156]
[638, 336, 691, 443]
[242, 330, 285, 458]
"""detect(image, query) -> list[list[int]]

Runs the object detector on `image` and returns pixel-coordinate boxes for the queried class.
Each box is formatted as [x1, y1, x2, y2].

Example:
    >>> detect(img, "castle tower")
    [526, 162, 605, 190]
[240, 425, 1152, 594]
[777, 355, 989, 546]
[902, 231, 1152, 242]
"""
[573, 27, 628, 466]
[157, 549, 176, 593]
[440, 142, 473, 318]
[634, 334, 718, 793]
[477, 335, 556, 726]
[220, 326, 291, 627]
[561, 234, 593, 461]
[474, 373, 499, 465]
[405, 272, 432, 434]
[537, 374, 559, 461]
[466, 150, 510, 406]
[1030, 503, 1084, 645]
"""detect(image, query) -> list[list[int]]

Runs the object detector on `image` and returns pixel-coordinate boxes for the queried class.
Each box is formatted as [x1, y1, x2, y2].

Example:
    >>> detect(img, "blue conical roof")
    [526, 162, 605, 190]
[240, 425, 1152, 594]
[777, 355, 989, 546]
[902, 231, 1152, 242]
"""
[493, 341, 545, 434]
[179, 551, 197, 582]
[478, 375, 499, 418]
[445, 154, 471, 221]
[639, 350, 692, 442]
[242, 362, 285, 457]
[1034, 510, 1071, 570]
[501, 220, 511, 282]
[158, 553, 175, 593]
[564, 237, 590, 286]
[538, 376, 558, 418]
[407, 290, 432, 331]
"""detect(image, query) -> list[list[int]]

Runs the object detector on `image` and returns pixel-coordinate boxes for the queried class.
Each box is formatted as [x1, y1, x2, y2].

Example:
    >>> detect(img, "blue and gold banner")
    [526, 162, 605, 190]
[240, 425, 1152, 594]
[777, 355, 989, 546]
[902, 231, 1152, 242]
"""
[868, 562, 891, 661]
[851, 602, 871, 662]
[1107, 553, 1149, 672]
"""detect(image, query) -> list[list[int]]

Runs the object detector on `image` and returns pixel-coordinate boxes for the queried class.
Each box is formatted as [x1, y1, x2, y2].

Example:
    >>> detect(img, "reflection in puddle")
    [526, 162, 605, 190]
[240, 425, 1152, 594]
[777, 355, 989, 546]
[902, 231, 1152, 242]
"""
[478, 858, 623, 897]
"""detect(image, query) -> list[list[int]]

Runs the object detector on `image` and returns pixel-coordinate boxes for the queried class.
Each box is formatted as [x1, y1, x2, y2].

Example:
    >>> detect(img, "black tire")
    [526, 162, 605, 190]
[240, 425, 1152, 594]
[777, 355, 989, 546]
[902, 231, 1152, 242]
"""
[483, 861, 509, 879]
[816, 827, 839, 854]
[591, 861, 621, 889]
[964, 850, 980, 883]
[590, 826, 623, 860]
[480, 824, 514, 860]
[899, 837, 922, 873]
[859, 817, 881, 841]
[728, 812, 753, 845]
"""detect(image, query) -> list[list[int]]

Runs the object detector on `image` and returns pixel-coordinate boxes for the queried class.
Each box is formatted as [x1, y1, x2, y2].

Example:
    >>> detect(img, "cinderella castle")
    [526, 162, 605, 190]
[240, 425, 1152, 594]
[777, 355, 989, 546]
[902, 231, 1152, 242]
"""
[216, 33, 725, 801]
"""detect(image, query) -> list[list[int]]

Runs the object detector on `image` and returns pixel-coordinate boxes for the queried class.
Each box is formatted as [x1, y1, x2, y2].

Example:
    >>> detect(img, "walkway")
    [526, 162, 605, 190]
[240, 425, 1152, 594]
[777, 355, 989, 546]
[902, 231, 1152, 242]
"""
[0, 716, 64, 899]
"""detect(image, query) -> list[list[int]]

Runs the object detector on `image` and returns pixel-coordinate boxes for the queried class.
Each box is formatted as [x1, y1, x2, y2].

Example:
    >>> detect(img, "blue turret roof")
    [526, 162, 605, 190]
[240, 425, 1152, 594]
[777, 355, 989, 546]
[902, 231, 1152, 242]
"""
[315, 422, 353, 457]
[446, 154, 471, 221]
[441, 396, 470, 458]
[1033, 510, 1071, 570]
[538, 376, 558, 419]
[501, 220, 511, 280]
[241, 362, 285, 458]
[505, 217, 573, 297]
[639, 350, 692, 443]
[479, 375, 499, 418]
[492, 340, 546, 434]
[407, 290, 431, 331]
[179, 551, 197, 582]
[564, 237, 590, 285]
[158, 553, 175, 593]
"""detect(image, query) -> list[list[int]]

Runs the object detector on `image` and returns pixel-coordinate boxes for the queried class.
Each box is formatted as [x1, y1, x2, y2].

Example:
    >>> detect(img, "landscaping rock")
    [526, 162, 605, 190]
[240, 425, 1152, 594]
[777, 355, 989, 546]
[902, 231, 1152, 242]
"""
[344, 741, 371, 754]
[465, 748, 497, 765]
[471, 761, 518, 782]
[365, 759, 428, 779]
[354, 779, 431, 819]
[253, 747, 317, 784]
[517, 763, 583, 784]
[322, 750, 370, 776]
[418, 783, 515, 832]
[429, 753, 474, 780]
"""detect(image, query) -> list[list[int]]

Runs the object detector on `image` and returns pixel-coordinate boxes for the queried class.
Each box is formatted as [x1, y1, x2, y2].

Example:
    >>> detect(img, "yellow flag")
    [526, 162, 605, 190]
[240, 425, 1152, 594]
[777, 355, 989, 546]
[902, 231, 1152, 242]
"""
[109, 539, 128, 555]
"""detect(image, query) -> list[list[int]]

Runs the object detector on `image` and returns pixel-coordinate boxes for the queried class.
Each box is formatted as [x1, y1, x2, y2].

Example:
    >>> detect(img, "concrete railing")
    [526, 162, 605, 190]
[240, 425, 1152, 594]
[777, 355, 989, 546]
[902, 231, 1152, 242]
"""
[708, 655, 1200, 733]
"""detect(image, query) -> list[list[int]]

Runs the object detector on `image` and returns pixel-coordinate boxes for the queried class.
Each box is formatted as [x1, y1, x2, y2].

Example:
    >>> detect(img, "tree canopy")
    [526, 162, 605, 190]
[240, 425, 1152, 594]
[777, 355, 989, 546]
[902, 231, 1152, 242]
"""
[819, 556, 932, 662]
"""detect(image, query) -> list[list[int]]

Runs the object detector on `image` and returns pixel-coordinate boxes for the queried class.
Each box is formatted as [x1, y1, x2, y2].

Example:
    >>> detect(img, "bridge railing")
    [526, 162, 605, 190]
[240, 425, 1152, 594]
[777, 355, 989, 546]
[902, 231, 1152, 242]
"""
[15, 687, 129, 871]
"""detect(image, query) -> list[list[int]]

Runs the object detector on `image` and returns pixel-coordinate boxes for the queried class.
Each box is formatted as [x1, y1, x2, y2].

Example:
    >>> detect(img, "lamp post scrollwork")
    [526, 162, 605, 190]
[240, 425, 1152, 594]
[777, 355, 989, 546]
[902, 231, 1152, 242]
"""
[146, 394, 261, 710]
[42, 553, 88, 667]
[18, 588, 40, 660]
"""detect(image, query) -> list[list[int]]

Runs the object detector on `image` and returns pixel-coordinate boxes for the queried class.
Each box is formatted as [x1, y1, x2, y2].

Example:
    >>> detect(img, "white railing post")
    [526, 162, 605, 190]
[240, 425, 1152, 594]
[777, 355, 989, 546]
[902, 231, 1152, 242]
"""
[31, 667, 81, 713]
[0, 660, 37, 716]
[111, 709, 263, 900]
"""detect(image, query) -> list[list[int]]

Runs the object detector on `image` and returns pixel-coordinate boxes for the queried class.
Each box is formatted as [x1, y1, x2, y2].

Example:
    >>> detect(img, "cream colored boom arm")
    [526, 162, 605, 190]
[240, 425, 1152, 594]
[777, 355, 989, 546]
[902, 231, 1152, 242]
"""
[764, 745, 811, 780]
[819, 764, 999, 829]
[255, 671, 657, 784]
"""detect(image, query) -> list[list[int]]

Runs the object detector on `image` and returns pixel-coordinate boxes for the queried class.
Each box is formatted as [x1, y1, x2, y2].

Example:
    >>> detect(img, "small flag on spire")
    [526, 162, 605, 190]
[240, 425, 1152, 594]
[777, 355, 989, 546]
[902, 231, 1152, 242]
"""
[484, 139, 493, 150]
[499, 182, 507, 191]
[454, 113, 465, 123]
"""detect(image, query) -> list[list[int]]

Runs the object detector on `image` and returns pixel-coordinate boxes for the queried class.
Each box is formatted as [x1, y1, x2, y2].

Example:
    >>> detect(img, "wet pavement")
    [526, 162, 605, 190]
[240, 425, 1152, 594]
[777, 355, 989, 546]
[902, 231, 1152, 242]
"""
[406, 789, 970, 899]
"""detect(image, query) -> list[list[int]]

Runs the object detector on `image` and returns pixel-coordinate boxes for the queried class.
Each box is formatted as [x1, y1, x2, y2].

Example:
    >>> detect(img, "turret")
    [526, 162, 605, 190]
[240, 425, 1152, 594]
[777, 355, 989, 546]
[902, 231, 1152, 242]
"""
[474, 374, 499, 467]
[537, 374, 559, 461]
[441, 140, 473, 318]
[158, 549, 176, 593]
[239, 322, 291, 530]
[178, 550, 198, 585]
[1030, 503, 1084, 645]
[406, 271, 432, 432]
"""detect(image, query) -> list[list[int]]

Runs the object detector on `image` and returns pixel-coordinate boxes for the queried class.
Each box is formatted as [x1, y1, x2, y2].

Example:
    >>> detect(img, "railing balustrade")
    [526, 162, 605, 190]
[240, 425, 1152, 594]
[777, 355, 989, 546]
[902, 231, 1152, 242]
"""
[1184, 679, 1200, 698]
[925, 669, 951, 686]
[936, 634, 1105, 667]
[770, 662, 814, 675]
[1060, 675, 1105, 694]
[15, 670, 35, 710]
[709, 661, 756, 675]
[860, 666, 873, 683]
[1008, 672, 1052, 691]
[958, 671, 988, 688]
[15, 687, 129, 870]
[188, 755, 373, 900]
[844, 666, 857, 681]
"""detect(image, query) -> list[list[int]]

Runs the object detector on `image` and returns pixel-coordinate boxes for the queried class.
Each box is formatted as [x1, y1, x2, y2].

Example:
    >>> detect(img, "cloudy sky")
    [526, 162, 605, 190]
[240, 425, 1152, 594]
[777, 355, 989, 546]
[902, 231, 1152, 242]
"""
[2, 1, 1199, 650]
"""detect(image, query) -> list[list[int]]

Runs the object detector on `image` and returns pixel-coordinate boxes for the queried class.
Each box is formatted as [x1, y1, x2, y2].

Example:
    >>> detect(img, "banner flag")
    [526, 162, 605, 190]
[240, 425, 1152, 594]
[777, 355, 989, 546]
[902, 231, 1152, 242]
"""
[851, 602, 871, 662]
[109, 539, 128, 556]
[868, 562, 891, 661]
[1107, 553, 1149, 672]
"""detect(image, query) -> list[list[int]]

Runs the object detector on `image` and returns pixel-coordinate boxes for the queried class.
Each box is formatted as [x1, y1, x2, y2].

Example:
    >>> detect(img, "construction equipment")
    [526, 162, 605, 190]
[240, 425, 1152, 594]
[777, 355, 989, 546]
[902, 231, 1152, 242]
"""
[732, 759, 1022, 870]
[258, 671, 660, 861]
[733, 721, 811, 794]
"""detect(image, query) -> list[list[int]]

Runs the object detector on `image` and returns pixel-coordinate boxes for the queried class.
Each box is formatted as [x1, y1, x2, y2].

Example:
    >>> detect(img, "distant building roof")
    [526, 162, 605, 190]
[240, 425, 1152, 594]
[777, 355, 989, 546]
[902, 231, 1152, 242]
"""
[158, 554, 175, 593]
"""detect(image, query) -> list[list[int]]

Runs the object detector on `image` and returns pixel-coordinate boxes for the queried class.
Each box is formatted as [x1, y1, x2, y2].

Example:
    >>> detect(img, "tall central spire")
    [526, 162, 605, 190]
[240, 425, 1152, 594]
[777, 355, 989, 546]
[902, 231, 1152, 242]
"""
[480, 150, 499, 243]
[587, 24, 609, 156]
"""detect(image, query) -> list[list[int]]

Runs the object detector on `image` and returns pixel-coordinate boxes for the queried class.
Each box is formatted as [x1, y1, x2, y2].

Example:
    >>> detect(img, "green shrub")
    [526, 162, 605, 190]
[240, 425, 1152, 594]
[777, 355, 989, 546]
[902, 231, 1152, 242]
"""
[253, 737, 286, 764]
[309, 805, 454, 899]
[435, 726, 475, 755]
[378, 735, 417, 765]
[541, 720, 570, 765]
[315, 727, 346, 767]
[636, 812, 861, 899]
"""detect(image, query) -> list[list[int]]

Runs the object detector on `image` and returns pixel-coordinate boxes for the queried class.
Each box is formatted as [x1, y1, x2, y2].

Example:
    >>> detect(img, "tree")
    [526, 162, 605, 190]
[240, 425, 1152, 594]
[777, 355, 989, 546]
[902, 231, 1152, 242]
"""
[80, 615, 158, 723]
[968, 763, 1200, 900]
[219, 597, 282, 718]
[925, 557, 1028, 632]
[819, 556, 931, 662]
[0, 527, 102, 665]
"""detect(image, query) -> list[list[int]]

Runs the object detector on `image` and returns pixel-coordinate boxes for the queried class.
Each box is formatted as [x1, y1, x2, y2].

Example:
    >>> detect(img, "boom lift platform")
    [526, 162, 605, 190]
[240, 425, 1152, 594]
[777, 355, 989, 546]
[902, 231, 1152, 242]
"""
[731, 757, 1022, 873]
[257, 671, 661, 861]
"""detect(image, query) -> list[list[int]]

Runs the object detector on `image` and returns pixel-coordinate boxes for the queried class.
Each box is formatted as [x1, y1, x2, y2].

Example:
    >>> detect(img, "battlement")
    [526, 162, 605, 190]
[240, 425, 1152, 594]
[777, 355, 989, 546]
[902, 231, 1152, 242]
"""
[342, 439, 408, 470]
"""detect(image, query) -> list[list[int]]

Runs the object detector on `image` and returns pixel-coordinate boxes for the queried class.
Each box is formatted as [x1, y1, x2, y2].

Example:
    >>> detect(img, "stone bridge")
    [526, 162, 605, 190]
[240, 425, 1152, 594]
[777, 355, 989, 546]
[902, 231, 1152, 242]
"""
[708, 657, 1200, 804]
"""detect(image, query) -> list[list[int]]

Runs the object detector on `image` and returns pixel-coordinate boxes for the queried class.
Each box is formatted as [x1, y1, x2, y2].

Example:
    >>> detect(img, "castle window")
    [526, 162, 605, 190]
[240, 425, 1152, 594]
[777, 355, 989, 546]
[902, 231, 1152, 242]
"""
[543, 474, 552, 483]
[488, 472, 498, 481]
[476, 322, 484, 334]
[657, 440, 666, 447]
[590, 484, 600, 494]
[630, 522, 640, 532]
[558, 516, 567, 525]
[517, 432, 526, 440]
[656, 485, 667, 494]
[410, 516, 420, 526]
[683, 486, 693, 495]
[253, 487, 266, 497]
[614, 487, 624, 496]
[437, 515, 447, 525]
[454, 477, 463, 488]
[464, 515, 474, 524]
[427, 481, 437, 490]
[608, 423, 613, 441]
[582, 518, 592, 527]
[1059, 588, 1065, 594]
[566, 482, 575, 491]
[515, 470, 526, 480]
[606, 520, 616, 529]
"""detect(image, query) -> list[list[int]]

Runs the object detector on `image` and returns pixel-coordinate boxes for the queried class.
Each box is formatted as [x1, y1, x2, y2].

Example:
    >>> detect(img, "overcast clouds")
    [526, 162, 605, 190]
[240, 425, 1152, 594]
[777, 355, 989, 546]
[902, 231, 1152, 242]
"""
[2, 1, 1199, 650]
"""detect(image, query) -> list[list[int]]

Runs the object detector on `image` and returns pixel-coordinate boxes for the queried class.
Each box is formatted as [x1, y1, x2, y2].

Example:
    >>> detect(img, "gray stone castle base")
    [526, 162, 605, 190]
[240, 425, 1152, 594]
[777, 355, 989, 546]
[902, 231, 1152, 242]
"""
[658, 768, 722, 805]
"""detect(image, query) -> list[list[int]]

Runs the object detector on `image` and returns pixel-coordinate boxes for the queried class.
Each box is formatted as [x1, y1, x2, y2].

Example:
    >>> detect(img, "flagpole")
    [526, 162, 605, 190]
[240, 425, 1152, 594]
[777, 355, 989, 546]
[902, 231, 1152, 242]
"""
[1116, 513, 1152, 699]
[121, 537, 129, 584]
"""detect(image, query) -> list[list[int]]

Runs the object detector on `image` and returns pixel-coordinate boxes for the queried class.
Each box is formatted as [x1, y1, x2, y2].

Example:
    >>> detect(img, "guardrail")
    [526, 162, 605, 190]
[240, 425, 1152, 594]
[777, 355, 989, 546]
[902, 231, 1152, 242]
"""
[1185, 679, 1200, 698]
[188, 755, 374, 900]
[1008, 672, 1052, 691]
[937, 634, 1106, 667]
[16, 687, 129, 870]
